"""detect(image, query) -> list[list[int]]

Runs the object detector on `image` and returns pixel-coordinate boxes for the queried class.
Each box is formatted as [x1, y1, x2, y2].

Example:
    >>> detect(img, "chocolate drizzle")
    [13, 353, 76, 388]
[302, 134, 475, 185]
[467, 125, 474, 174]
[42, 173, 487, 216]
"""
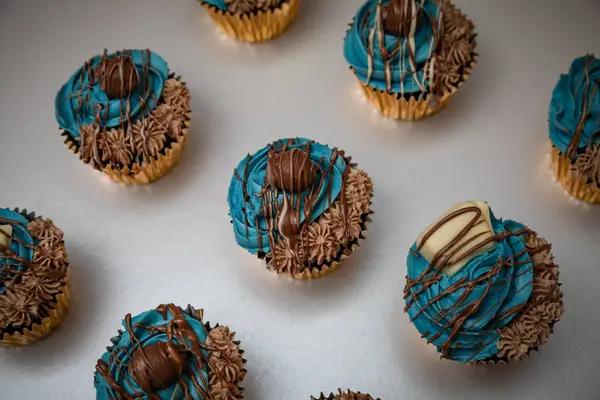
[404, 204, 538, 361]
[95, 304, 212, 400]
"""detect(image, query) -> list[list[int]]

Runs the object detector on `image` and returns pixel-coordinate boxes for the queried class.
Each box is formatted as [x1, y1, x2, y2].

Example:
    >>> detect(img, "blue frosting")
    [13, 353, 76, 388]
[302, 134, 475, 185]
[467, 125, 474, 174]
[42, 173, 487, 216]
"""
[94, 307, 210, 400]
[227, 138, 347, 255]
[549, 55, 600, 155]
[343, 0, 440, 94]
[405, 209, 534, 362]
[0, 208, 34, 295]
[200, 0, 227, 10]
[55, 50, 169, 138]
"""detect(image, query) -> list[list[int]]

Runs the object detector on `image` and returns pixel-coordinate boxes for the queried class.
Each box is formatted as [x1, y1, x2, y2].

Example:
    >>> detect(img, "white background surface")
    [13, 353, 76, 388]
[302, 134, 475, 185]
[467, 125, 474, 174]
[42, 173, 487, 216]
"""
[1, 0, 600, 399]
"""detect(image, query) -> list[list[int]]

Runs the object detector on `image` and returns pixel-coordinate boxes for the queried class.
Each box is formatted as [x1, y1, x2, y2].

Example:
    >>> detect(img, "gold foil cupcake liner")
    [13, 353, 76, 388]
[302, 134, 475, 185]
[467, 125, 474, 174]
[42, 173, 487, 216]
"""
[62, 111, 191, 185]
[551, 145, 600, 204]
[353, 54, 478, 121]
[0, 273, 71, 347]
[201, 0, 299, 43]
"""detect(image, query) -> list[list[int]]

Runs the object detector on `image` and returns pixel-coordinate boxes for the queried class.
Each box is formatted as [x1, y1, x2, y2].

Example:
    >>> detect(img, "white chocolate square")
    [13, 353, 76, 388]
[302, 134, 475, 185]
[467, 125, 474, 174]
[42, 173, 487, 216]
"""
[417, 201, 496, 276]
[0, 225, 13, 250]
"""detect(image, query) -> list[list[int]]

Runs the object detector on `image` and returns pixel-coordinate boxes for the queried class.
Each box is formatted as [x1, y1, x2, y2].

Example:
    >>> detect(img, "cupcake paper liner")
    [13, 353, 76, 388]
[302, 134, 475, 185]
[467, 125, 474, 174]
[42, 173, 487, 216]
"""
[61, 74, 191, 185]
[551, 145, 600, 204]
[201, 0, 299, 43]
[352, 54, 478, 121]
[0, 209, 71, 347]
[0, 273, 71, 347]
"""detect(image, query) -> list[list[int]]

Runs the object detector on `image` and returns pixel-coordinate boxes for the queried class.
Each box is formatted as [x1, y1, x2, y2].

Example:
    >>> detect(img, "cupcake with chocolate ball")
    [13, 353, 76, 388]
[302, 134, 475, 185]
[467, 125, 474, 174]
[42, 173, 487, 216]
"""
[550, 54, 600, 203]
[404, 201, 564, 363]
[227, 138, 374, 279]
[200, 0, 299, 42]
[344, 0, 477, 120]
[312, 389, 379, 400]
[0, 208, 70, 347]
[55, 49, 191, 184]
[94, 304, 246, 399]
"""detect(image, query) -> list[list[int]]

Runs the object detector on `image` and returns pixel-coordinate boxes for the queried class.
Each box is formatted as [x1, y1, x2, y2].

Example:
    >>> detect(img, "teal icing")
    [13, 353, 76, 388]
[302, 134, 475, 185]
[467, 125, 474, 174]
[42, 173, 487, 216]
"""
[0, 208, 34, 295]
[405, 209, 534, 362]
[94, 307, 209, 400]
[200, 0, 227, 10]
[343, 0, 440, 94]
[55, 49, 168, 138]
[227, 138, 347, 255]
[549, 55, 600, 155]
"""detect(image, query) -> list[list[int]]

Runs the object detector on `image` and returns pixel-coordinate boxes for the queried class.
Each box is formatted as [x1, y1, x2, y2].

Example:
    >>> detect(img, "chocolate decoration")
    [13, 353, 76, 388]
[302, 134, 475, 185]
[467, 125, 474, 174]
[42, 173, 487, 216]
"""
[95, 304, 212, 400]
[267, 148, 317, 192]
[405, 205, 535, 361]
[98, 51, 139, 99]
[382, 1, 419, 37]
[130, 341, 184, 392]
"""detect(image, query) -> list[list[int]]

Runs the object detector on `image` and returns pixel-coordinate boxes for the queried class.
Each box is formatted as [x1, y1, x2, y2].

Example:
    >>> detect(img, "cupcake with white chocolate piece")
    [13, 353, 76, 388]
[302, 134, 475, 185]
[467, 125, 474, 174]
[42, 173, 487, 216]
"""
[404, 201, 563, 363]
[227, 138, 374, 279]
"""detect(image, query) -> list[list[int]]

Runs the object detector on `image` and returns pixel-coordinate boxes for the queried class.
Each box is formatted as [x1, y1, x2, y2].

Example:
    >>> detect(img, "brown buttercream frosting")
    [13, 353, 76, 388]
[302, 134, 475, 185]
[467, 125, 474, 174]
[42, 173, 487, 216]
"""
[313, 389, 376, 400]
[266, 166, 373, 275]
[77, 77, 190, 168]
[225, 0, 283, 14]
[206, 326, 246, 400]
[0, 217, 69, 332]
[574, 143, 600, 186]
[496, 231, 563, 362]
[437, 0, 477, 93]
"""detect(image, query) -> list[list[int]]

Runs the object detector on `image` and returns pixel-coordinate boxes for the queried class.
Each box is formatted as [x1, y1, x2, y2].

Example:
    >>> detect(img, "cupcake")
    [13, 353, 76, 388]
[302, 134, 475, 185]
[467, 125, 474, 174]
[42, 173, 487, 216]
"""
[55, 49, 191, 184]
[312, 389, 379, 400]
[199, 0, 299, 42]
[404, 201, 564, 363]
[94, 304, 246, 399]
[550, 54, 600, 203]
[0, 208, 70, 347]
[344, 0, 477, 120]
[227, 138, 374, 279]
